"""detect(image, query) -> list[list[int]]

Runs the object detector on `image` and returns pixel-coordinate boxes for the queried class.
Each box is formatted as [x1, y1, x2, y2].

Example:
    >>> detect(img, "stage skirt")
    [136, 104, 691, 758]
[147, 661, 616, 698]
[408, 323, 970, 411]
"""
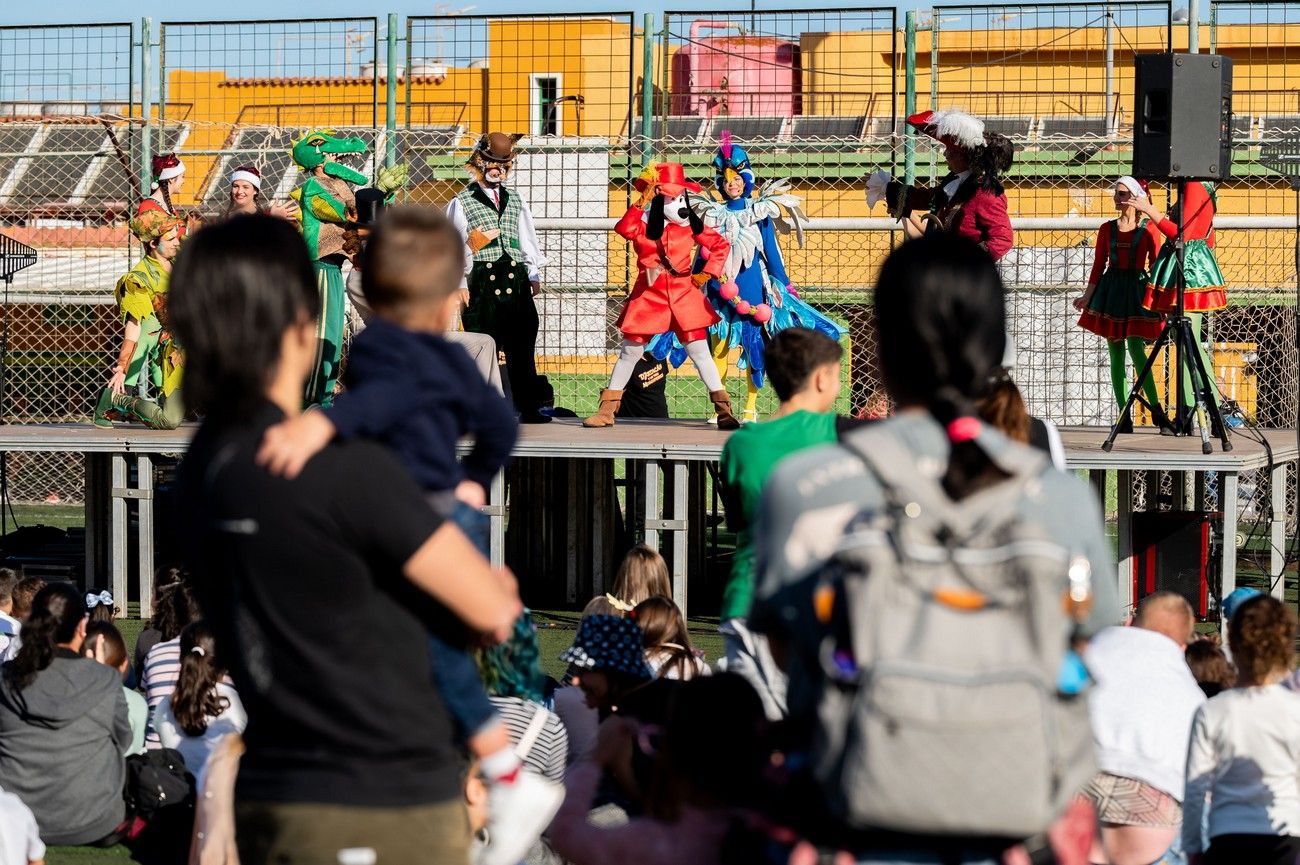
[1077, 267, 1165, 341]
[1142, 239, 1228, 313]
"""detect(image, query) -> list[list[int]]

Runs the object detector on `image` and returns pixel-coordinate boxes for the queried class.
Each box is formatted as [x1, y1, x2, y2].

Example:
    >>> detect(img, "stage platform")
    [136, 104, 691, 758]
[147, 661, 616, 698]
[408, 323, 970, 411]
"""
[0, 420, 1294, 619]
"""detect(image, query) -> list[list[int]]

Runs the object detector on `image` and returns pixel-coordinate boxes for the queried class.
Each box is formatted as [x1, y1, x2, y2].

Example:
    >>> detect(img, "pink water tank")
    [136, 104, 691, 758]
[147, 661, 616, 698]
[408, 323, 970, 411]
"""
[670, 21, 801, 117]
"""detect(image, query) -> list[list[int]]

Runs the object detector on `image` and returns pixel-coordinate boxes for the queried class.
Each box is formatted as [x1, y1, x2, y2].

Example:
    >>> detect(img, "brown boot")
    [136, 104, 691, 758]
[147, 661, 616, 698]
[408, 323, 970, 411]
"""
[583, 389, 623, 428]
[710, 390, 741, 431]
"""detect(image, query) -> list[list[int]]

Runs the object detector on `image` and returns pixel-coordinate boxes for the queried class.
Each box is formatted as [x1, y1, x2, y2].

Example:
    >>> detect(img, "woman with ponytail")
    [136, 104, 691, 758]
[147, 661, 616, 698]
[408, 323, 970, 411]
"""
[1182, 595, 1300, 865]
[749, 234, 1119, 864]
[153, 621, 246, 790]
[0, 584, 132, 846]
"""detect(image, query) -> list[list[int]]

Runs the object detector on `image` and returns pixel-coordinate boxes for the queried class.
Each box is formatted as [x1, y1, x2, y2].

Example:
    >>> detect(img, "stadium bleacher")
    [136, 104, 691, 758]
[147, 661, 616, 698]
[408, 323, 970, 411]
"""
[397, 125, 466, 185]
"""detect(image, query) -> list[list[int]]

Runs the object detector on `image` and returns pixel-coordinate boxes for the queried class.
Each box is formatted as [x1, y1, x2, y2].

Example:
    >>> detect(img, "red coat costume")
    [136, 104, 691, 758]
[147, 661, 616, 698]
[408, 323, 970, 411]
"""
[889, 175, 1014, 262]
[614, 204, 729, 342]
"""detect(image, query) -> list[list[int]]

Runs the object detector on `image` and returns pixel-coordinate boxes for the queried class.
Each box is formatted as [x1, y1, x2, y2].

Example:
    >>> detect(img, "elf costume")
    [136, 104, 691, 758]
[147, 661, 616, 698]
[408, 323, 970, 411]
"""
[446, 133, 551, 423]
[92, 210, 185, 429]
[651, 133, 844, 423]
[584, 162, 737, 430]
[137, 152, 196, 237]
[290, 129, 406, 408]
[1075, 176, 1168, 424]
[1141, 180, 1227, 410]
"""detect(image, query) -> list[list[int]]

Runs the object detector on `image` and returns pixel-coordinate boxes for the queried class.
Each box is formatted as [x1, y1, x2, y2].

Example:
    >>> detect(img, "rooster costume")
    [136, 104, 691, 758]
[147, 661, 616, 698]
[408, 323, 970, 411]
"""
[584, 162, 738, 429]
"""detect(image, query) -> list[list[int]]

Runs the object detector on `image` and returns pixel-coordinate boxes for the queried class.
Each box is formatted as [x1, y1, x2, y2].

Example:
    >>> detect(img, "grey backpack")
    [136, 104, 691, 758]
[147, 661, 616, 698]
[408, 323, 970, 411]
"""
[808, 423, 1095, 837]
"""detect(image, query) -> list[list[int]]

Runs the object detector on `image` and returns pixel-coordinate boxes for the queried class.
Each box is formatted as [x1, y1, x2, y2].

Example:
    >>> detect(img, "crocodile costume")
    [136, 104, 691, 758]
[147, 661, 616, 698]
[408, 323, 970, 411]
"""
[290, 130, 406, 407]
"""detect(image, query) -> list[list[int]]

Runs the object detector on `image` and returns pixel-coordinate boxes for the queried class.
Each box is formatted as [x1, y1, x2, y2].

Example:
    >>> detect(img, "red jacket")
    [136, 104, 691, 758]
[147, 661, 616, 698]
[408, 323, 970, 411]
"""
[891, 175, 1015, 261]
[614, 204, 728, 339]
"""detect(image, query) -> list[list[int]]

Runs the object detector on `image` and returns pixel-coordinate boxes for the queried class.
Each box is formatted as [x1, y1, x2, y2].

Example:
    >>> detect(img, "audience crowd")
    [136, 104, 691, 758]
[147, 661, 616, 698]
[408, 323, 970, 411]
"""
[0, 215, 1296, 865]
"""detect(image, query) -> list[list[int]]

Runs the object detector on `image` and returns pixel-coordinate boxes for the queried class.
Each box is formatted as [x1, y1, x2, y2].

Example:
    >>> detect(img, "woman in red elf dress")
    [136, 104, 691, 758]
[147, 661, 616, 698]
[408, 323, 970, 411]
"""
[583, 162, 737, 429]
[137, 153, 198, 237]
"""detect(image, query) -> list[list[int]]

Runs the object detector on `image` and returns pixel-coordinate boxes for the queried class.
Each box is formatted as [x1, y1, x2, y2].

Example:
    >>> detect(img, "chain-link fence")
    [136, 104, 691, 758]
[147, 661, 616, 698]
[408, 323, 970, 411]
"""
[0, 7, 1296, 568]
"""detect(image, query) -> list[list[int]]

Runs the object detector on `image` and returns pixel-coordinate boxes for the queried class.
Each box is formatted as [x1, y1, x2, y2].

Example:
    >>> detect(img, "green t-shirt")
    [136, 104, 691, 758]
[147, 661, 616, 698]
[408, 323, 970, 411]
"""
[718, 410, 839, 620]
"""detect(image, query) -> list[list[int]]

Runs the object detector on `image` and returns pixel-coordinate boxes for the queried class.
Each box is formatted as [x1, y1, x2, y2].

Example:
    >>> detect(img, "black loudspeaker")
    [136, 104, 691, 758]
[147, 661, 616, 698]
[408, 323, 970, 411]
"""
[1133, 510, 1219, 618]
[1133, 52, 1233, 180]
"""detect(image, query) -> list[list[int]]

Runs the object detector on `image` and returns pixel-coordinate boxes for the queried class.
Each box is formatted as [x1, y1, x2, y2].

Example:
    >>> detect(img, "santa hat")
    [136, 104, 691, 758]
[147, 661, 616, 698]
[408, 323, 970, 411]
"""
[228, 165, 262, 190]
[1115, 176, 1150, 199]
[150, 153, 185, 188]
[907, 109, 986, 151]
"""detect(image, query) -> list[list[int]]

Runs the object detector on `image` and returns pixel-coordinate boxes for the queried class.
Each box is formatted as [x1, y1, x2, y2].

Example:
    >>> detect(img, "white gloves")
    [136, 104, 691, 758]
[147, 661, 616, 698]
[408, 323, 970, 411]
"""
[865, 170, 893, 209]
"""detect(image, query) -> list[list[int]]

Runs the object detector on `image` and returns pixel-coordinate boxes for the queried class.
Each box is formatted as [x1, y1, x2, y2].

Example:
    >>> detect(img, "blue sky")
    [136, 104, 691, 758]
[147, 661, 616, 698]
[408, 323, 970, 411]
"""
[3, 0, 912, 26]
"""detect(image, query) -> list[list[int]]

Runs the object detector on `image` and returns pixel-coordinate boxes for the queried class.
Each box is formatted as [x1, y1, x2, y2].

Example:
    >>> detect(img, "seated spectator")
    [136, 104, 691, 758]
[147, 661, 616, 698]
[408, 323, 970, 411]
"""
[1186, 639, 1235, 699]
[1183, 595, 1300, 865]
[560, 614, 656, 721]
[605, 545, 671, 613]
[132, 566, 186, 676]
[554, 597, 626, 766]
[168, 214, 521, 864]
[550, 674, 767, 865]
[0, 584, 131, 845]
[84, 590, 118, 624]
[478, 612, 568, 784]
[1083, 592, 1205, 865]
[141, 580, 200, 748]
[153, 621, 247, 790]
[2, 578, 46, 664]
[0, 569, 21, 659]
[82, 622, 147, 755]
[0, 785, 44, 865]
[976, 366, 1066, 470]
[631, 597, 709, 681]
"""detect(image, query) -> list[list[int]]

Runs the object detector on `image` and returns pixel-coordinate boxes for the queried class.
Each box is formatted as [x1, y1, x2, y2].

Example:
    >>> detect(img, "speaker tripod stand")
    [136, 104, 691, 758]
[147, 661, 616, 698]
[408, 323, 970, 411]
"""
[1103, 180, 1231, 455]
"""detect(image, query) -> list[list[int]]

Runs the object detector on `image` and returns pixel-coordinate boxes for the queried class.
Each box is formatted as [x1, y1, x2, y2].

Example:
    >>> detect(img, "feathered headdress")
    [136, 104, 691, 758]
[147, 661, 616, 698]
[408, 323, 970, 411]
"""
[711, 130, 756, 200]
[906, 109, 986, 151]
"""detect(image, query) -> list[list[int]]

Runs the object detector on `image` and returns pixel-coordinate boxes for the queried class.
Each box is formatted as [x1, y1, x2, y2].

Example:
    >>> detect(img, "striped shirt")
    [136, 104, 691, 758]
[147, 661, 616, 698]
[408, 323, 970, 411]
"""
[141, 637, 181, 749]
[489, 696, 568, 783]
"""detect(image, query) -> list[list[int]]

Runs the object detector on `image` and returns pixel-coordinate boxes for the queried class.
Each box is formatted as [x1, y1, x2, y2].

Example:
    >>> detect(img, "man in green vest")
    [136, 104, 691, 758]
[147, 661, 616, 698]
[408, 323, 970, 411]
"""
[446, 133, 551, 423]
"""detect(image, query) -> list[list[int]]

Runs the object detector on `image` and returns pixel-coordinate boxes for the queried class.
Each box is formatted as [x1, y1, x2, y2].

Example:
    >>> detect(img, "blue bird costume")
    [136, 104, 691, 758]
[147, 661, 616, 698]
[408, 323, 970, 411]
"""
[648, 132, 844, 420]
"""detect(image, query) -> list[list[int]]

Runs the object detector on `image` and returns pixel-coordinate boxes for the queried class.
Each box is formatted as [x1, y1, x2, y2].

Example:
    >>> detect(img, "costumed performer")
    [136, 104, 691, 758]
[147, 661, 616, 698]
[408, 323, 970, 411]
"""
[290, 129, 407, 408]
[583, 162, 738, 429]
[137, 152, 199, 237]
[223, 165, 298, 221]
[865, 109, 1015, 261]
[1073, 176, 1173, 432]
[1134, 180, 1227, 411]
[446, 133, 552, 423]
[92, 210, 185, 429]
[652, 132, 844, 424]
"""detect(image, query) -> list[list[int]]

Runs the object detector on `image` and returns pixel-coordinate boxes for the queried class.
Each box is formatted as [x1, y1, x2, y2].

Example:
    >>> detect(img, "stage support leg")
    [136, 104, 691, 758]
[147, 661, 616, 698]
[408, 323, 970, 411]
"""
[590, 461, 613, 598]
[488, 470, 505, 568]
[642, 460, 691, 619]
[670, 461, 688, 618]
[137, 456, 154, 620]
[110, 455, 128, 608]
[1222, 471, 1239, 600]
[1272, 462, 1288, 601]
[1088, 470, 1106, 507]
[84, 454, 108, 589]
[1117, 469, 1134, 615]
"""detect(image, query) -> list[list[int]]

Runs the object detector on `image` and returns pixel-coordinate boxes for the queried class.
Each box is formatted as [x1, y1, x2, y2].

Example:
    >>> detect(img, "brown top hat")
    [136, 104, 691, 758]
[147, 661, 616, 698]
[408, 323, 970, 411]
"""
[470, 132, 522, 165]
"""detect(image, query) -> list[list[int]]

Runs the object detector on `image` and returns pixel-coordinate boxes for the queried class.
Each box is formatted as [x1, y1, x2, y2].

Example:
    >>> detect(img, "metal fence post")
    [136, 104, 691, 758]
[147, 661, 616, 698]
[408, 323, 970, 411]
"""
[141, 17, 153, 196]
[904, 11, 917, 184]
[641, 12, 654, 166]
[1189, 0, 1200, 52]
[386, 12, 398, 168]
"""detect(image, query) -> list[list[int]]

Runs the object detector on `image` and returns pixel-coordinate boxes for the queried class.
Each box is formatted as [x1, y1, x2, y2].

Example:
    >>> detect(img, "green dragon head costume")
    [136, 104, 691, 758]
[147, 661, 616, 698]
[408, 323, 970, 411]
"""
[289, 129, 409, 259]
